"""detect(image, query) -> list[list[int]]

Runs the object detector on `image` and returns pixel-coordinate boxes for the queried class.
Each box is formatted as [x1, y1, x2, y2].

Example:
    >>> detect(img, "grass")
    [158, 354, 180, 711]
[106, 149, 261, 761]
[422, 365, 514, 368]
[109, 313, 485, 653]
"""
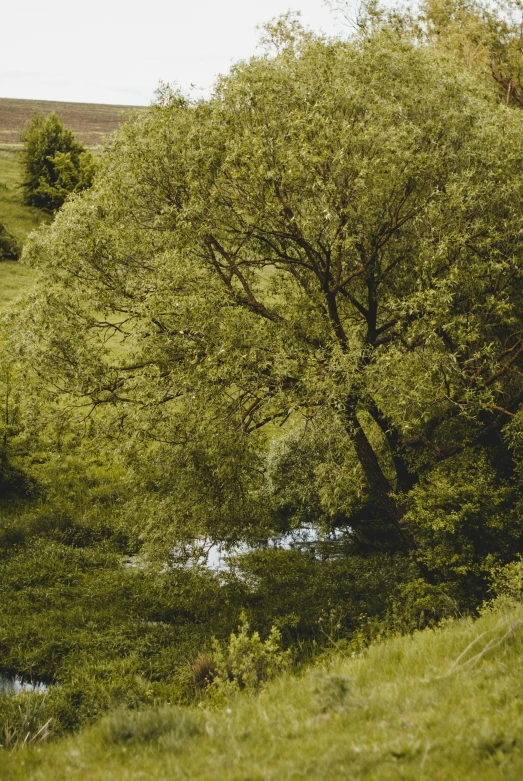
[0, 261, 36, 311]
[0, 95, 140, 310]
[2, 602, 523, 779]
[0, 147, 44, 309]
[0, 146, 49, 245]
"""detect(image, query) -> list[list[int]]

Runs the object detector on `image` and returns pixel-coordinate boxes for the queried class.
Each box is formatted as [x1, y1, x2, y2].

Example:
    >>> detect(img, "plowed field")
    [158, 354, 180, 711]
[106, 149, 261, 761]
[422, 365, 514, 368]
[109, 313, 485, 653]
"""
[0, 97, 143, 147]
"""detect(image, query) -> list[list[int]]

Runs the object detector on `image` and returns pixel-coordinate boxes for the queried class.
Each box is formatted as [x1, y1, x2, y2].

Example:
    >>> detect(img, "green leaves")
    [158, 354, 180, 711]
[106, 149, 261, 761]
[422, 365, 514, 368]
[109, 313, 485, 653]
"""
[13, 16, 523, 560]
[21, 113, 96, 213]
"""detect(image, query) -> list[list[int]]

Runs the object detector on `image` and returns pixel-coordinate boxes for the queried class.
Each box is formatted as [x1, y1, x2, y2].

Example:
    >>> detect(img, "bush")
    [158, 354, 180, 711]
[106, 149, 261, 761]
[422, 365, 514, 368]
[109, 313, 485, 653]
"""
[489, 557, 523, 604]
[204, 612, 290, 702]
[21, 113, 96, 212]
[0, 224, 19, 261]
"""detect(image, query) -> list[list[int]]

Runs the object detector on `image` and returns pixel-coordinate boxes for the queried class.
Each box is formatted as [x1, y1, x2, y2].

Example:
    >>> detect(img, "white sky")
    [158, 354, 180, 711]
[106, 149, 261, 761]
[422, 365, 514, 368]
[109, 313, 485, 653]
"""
[1, 1, 346, 106]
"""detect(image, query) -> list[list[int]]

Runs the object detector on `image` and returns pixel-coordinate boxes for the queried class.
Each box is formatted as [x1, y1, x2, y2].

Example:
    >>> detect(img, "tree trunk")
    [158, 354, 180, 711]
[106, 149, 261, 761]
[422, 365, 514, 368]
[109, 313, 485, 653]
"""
[367, 402, 417, 492]
[345, 400, 417, 552]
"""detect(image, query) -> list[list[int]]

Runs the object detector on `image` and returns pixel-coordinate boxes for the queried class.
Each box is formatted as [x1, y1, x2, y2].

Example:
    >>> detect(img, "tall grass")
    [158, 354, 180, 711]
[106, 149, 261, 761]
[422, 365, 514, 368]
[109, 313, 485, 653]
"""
[0, 698, 52, 750]
[1, 602, 523, 779]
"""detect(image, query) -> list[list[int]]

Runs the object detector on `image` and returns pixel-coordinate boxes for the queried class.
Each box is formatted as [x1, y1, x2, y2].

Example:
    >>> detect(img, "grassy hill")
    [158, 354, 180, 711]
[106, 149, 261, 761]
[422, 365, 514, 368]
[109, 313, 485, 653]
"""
[0, 261, 36, 311]
[0, 97, 143, 147]
[2, 603, 522, 780]
[0, 147, 43, 305]
[0, 147, 49, 243]
[0, 97, 143, 304]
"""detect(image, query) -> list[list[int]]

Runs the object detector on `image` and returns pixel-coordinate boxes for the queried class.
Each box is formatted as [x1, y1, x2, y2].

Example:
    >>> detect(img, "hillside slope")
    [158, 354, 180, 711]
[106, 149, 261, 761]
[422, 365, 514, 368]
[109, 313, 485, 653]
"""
[2, 603, 523, 780]
[0, 147, 49, 245]
[0, 97, 143, 147]
[0, 261, 36, 311]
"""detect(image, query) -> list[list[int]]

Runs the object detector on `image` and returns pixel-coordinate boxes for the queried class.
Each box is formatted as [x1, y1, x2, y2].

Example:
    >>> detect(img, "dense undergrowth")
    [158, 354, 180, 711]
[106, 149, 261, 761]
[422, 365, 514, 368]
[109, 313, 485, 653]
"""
[2, 600, 523, 779]
[0, 480, 416, 738]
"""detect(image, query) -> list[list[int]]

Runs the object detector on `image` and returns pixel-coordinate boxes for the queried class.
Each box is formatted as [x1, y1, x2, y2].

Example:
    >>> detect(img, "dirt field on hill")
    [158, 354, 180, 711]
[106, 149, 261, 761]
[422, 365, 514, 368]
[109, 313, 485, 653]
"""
[0, 97, 144, 146]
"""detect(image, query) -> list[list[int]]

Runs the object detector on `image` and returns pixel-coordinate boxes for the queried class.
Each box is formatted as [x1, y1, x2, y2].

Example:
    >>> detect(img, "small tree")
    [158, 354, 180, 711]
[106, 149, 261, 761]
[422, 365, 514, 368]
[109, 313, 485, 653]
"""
[204, 612, 290, 701]
[21, 113, 96, 213]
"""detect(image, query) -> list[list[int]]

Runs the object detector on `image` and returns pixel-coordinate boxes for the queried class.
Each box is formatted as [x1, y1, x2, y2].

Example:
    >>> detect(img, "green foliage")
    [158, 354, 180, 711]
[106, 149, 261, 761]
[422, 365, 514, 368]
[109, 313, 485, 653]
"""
[21, 113, 96, 212]
[1, 8, 523, 764]
[2, 605, 523, 778]
[206, 612, 290, 701]
[0, 535, 236, 733]
[386, 578, 460, 634]
[99, 705, 202, 747]
[0, 149, 49, 248]
[0, 695, 52, 750]
[402, 449, 523, 602]
[264, 416, 365, 532]
[231, 547, 409, 645]
[0, 224, 19, 261]
[489, 556, 523, 603]
[18, 17, 523, 581]
[421, 0, 523, 107]
[0, 526, 409, 734]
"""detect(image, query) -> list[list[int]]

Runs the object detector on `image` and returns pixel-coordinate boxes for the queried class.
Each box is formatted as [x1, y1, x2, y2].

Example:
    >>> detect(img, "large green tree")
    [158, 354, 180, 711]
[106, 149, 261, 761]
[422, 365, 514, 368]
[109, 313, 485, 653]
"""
[20, 22, 523, 566]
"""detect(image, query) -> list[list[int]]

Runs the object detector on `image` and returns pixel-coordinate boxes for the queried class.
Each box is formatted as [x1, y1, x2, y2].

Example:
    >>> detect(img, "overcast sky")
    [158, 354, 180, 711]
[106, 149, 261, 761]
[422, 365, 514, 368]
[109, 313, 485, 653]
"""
[1, 1, 346, 106]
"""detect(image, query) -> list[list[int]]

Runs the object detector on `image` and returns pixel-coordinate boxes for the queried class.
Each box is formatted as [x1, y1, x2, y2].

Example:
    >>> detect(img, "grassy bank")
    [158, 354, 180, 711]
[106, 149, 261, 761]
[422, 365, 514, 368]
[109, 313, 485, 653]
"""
[0, 147, 48, 246]
[0, 146, 44, 306]
[0, 261, 36, 311]
[2, 603, 522, 780]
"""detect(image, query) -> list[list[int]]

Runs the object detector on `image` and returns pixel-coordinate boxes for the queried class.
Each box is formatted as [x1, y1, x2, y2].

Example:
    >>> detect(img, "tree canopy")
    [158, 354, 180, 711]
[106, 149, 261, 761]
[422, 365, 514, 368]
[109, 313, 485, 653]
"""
[18, 17, 523, 586]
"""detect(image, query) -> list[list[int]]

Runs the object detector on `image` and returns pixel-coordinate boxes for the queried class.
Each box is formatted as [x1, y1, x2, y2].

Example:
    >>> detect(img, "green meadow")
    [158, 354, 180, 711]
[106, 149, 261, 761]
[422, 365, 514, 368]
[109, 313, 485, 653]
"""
[0, 147, 49, 245]
[0, 261, 35, 311]
[0, 146, 43, 307]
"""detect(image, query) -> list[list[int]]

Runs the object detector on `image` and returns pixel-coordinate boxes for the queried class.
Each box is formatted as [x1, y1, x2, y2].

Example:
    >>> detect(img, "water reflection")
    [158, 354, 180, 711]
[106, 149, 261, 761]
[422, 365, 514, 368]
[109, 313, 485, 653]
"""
[172, 525, 350, 572]
[0, 675, 47, 695]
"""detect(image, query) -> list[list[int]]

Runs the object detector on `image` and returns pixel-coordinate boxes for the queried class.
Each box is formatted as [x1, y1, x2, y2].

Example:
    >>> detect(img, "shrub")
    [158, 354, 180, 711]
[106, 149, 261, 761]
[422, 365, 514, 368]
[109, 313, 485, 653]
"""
[0, 694, 52, 749]
[191, 653, 217, 690]
[21, 113, 96, 212]
[205, 612, 290, 702]
[0, 224, 19, 261]
[489, 557, 523, 604]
